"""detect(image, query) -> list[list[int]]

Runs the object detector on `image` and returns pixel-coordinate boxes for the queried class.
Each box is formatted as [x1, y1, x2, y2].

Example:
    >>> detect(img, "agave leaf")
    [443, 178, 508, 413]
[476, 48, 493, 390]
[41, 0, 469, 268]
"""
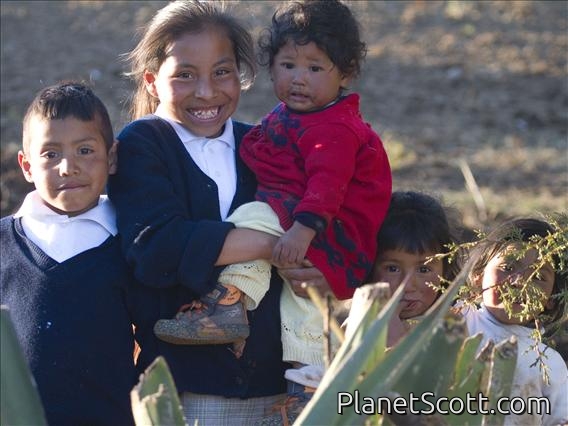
[450, 333, 484, 391]
[131, 356, 186, 426]
[0, 305, 47, 426]
[376, 313, 469, 426]
[295, 282, 405, 425]
[482, 337, 517, 426]
[338, 266, 470, 425]
[363, 266, 467, 388]
[393, 313, 467, 407]
[344, 282, 392, 343]
[339, 282, 392, 369]
[444, 333, 487, 426]
[476, 340, 497, 399]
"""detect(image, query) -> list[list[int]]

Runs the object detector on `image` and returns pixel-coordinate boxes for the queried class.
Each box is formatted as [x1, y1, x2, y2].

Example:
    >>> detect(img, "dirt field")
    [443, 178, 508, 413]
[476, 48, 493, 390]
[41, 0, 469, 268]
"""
[1, 0, 567, 231]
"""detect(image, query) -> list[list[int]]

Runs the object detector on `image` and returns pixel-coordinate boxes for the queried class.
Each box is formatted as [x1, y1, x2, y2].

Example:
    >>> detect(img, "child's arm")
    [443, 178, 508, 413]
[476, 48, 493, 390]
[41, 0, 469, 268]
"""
[215, 228, 278, 266]
[267, 125, 359, 268]
[107, 121, 272, 294]
[272, 221, 316, 266]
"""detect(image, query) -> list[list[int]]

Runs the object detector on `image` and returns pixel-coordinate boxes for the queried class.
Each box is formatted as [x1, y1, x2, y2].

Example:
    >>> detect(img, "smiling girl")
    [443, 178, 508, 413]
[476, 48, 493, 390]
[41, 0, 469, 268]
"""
[107, 1, 306, 423]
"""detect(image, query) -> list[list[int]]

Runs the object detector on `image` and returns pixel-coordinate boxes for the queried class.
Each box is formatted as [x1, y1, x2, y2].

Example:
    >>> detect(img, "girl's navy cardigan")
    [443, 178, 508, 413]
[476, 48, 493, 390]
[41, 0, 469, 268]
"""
[108, 117, 288, 398]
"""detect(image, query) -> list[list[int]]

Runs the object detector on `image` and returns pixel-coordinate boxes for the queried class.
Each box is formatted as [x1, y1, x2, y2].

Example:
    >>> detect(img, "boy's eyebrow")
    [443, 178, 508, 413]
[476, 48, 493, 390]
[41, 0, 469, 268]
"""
[38, 136, 100, 147]
[72, 136, 100, 144]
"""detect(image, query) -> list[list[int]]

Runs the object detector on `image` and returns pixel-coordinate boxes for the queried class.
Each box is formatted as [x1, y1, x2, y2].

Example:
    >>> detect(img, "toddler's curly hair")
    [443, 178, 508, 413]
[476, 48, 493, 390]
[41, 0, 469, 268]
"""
[258, 0, 367, 80]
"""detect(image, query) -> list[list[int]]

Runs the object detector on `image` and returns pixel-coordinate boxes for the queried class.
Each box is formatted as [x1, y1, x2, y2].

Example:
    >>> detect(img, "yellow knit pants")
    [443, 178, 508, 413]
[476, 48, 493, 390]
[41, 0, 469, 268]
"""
[221, 201, 331, 366]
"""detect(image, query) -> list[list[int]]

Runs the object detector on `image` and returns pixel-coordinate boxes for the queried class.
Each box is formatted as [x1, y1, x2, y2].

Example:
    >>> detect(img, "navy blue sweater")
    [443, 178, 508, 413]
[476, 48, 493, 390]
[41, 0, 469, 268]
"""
[107, 117, 288, 397]
[0, 217, 137, 426]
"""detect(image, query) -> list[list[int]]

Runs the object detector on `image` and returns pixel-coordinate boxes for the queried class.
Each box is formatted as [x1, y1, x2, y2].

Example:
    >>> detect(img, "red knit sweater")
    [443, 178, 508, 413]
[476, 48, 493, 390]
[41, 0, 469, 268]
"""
[241, 94, 392, 299]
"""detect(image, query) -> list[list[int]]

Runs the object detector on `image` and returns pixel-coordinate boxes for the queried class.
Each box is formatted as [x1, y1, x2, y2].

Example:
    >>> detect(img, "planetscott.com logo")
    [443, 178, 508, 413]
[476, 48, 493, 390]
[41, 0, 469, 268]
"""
[337, 391, 551, 416]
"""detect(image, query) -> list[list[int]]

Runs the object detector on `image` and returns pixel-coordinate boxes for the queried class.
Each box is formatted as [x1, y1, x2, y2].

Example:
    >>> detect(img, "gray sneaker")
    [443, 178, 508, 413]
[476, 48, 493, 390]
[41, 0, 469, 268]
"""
[154, 285, 249, 345]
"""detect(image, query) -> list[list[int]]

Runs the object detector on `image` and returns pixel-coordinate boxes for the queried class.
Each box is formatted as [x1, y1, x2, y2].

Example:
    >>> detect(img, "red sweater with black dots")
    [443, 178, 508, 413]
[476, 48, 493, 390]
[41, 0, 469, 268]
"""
[241, 94, 392, 299]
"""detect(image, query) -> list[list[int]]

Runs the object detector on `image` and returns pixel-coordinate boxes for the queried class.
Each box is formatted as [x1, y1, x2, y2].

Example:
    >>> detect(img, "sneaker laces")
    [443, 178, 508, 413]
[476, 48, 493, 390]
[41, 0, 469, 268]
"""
[175, 300, 209, 318]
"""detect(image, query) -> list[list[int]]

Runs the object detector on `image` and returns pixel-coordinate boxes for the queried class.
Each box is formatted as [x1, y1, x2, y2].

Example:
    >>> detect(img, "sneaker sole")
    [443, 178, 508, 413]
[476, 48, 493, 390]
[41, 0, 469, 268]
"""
[154, 324, 250, 345]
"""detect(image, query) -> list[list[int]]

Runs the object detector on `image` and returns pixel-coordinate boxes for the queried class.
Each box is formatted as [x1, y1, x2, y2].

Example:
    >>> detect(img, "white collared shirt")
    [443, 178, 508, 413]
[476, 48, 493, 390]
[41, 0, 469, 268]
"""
[463, 305, 568, 426]
[154, 108, 237, 220]
[14, 191, 117, 263]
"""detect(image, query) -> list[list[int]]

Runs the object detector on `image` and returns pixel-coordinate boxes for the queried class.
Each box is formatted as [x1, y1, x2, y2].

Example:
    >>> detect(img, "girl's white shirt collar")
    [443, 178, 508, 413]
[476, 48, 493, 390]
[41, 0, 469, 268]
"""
[475, 303, 543, 338]
[154, 110, 237, 220]
[154, 107, 235, 150]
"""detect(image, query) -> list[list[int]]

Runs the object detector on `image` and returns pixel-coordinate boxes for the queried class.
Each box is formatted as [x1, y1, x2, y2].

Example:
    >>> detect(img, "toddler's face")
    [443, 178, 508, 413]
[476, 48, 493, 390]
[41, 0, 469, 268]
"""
[270, 40, 350, 112]
[372, 249, 443, 319]
[18, 116, 116, 216]
[479, 246, 555, 325]
[144, 28, 241, 138]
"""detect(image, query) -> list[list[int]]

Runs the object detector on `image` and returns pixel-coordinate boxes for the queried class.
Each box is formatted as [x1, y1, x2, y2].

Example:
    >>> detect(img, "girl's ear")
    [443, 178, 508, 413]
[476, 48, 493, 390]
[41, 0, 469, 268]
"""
[107, 141, 118, 175]
[143, 71, 159, 98]
[17, 150, 34, 183]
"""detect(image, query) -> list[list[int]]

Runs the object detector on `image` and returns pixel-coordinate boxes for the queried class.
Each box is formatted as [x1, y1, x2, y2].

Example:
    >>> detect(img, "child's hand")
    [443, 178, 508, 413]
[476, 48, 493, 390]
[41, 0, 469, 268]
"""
[278, 259, 331, 298]
[272, 221, 316, 267]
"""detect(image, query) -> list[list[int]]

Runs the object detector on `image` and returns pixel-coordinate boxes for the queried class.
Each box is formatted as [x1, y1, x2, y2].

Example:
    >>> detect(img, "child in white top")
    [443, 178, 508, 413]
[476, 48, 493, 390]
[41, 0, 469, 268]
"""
[460, 217, 567, 426]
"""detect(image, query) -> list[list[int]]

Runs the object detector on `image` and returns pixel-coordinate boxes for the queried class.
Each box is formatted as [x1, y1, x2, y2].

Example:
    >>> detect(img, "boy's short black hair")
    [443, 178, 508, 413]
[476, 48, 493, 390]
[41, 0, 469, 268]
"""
[258, 0, 367, 79]
[22, 81, 114, 152]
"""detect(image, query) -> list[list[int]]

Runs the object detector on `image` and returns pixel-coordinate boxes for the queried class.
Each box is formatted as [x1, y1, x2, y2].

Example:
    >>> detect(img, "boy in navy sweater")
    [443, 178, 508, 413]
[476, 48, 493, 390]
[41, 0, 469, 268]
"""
[0, 82, 138, 426]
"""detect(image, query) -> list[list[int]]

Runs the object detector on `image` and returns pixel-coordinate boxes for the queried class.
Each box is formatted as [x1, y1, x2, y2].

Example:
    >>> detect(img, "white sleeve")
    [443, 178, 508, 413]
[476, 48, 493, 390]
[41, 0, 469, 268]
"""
[542, 350, 568, 426]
